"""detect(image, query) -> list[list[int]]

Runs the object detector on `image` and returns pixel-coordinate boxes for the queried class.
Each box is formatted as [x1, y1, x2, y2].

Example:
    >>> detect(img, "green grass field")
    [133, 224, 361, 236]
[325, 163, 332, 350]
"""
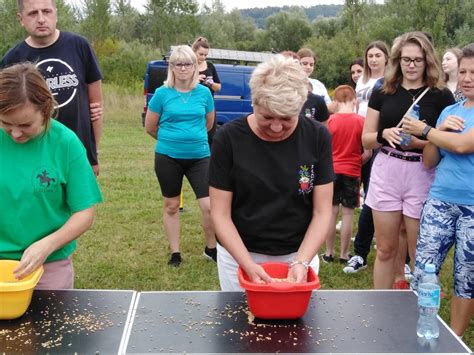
[74, 84, 472, 348]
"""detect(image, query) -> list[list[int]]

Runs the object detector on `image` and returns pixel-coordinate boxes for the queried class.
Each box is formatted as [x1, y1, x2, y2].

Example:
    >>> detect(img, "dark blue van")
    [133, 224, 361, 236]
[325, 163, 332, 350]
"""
[141, 48, 274, 125]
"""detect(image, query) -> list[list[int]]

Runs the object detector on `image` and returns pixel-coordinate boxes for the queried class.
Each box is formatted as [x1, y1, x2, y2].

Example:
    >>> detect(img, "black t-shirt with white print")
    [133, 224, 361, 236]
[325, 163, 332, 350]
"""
[209, 115, 334, 255]
[1, 32, 103, 165]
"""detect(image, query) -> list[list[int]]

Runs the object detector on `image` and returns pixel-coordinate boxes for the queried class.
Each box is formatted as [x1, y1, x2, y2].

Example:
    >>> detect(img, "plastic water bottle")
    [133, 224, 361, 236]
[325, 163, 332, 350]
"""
[416, 263, 440, 339]
[400, 104, 420, 146]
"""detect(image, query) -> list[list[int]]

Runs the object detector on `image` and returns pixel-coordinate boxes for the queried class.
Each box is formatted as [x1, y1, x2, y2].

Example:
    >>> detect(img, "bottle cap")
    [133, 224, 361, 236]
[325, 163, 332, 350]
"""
[425, 263, 435, 273]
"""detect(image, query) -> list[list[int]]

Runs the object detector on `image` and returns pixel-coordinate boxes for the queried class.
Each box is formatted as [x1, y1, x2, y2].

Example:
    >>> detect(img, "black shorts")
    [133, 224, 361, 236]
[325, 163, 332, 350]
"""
[154, 153, 209, 199]
[332, 174, 360, 209]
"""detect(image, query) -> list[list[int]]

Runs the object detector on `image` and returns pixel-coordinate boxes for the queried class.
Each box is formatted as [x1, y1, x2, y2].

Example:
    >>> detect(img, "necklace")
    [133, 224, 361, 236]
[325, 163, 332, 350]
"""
[178, 91, 192, 103]
[406, 87, 425, 102]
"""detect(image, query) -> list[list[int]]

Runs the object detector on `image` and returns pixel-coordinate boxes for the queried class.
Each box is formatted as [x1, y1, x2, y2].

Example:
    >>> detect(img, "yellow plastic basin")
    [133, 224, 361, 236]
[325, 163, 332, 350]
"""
[0, 260, 44, 319]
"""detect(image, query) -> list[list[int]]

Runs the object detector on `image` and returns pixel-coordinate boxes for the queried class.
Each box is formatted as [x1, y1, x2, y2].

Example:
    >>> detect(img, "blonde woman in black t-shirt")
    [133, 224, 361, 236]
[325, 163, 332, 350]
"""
[362, 32, 455, 290]
[209, 55, 334, 291]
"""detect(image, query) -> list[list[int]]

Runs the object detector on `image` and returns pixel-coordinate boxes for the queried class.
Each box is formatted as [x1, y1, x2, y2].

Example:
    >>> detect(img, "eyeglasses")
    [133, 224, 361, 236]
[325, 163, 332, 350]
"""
[400, 57, 425, 67]
[172, 62, 194, 69]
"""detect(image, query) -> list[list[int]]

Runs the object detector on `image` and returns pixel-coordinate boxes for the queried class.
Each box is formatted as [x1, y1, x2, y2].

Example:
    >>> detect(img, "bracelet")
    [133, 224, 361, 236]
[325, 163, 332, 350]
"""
[288, 260, 309, 270]
[376, 129, 385, 144]
[421, 125, 432, 139]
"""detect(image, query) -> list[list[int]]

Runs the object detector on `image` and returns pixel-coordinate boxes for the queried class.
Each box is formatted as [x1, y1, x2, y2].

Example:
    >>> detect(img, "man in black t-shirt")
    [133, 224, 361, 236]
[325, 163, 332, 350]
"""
[1, 0, 103, 175]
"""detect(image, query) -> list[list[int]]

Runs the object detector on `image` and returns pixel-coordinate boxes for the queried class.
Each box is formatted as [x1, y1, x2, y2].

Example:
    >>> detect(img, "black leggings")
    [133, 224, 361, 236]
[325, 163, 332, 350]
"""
[154, 153, 209, 199]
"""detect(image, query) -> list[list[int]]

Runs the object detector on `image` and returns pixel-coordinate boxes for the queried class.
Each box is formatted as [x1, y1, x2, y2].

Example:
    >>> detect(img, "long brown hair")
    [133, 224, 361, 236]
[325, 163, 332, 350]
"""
[361, 41, 389, 84]
[0, 62, 56, 130]
[383, 32, 443, 94]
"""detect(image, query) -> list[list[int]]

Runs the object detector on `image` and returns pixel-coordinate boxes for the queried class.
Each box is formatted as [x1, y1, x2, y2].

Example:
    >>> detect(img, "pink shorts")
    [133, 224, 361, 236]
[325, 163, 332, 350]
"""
[35, 257, 74, 290]
[365, 148, 434, 219]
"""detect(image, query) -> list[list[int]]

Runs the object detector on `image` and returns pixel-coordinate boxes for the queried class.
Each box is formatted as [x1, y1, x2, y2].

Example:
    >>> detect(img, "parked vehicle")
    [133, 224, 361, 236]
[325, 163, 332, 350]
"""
[142, 48, 274, 125]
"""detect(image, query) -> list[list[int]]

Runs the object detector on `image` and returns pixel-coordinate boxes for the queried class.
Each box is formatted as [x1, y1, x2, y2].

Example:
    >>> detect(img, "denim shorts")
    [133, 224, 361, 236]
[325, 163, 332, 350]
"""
[411, 198, 474, 299]
[365, 147, 434, 218]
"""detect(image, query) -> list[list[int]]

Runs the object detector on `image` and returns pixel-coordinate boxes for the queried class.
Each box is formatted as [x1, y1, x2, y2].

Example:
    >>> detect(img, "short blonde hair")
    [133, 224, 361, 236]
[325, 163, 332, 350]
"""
[164, 45, 199, 89]
[250, 55, 307, 117]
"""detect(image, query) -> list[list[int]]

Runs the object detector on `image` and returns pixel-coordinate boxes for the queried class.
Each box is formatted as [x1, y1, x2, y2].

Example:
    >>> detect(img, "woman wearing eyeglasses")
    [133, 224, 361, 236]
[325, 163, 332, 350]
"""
[362, 32, 455, 289]
[145, 45, 216, 267]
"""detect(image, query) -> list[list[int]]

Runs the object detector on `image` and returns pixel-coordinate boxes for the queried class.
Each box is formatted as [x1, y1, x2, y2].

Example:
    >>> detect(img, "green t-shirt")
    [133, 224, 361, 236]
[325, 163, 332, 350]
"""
[0, 120, 103, 262]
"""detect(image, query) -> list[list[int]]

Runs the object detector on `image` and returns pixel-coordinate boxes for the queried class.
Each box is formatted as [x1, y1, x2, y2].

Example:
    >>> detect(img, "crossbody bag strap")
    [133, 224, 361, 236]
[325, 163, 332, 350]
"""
[396, 87, 430, 128]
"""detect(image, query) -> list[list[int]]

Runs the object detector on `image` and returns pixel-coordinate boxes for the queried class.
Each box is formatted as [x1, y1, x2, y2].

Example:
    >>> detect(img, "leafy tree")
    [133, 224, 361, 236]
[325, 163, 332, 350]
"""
[264, 10, 312, 52]
[199, 0, 236, 49]
[0, 0, 24, 55]
[110, 0, 141, 43]
[144, 0, 200, 50]
[227, 9, 257, 50]
[79, 0, 112, 42]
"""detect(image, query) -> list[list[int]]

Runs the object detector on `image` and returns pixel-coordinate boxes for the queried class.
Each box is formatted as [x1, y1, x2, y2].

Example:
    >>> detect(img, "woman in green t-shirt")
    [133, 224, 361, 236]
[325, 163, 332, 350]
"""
[0, 63, 102, 289]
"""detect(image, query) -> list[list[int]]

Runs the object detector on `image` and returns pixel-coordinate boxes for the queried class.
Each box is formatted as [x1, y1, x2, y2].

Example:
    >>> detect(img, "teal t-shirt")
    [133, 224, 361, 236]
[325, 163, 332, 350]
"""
[0, 120, 103, 262]
[148, 84, 214, 159]
[429, 101, 474, 205]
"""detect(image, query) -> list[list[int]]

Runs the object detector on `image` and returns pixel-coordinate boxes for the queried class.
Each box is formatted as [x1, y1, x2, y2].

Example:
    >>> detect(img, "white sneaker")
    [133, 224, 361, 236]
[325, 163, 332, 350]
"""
[336, 220, 342, 231]
[343, 255, 367, 273]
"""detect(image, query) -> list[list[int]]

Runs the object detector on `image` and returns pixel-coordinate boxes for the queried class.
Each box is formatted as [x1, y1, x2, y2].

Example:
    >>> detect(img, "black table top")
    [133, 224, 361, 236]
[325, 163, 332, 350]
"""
[126, 290, 471, 353]
[0, 289, 136, 353]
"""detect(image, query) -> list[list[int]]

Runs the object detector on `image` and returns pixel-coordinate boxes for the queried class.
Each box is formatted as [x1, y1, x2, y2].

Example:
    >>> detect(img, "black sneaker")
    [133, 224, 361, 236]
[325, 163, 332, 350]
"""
[321, 254, 334, 263]
[203, 247, 217, 262]
[168, 252, 182, 267]
[342, 255, 367, 273]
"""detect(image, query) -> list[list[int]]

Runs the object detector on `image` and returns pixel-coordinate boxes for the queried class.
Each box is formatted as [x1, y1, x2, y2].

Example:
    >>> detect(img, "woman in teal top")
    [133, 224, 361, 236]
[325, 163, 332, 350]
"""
[145, 45, 216, 267]
[0, 63, 102, 289]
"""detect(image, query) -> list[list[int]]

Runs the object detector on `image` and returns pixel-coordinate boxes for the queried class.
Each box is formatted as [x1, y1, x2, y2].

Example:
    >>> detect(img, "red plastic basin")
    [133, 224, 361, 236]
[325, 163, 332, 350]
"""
[238, 262, 320, 319]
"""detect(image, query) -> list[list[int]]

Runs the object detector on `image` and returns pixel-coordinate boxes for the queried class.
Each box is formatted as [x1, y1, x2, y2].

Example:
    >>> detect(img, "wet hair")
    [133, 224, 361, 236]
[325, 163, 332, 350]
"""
[361, 41, 389, 84]
[192, 37, 209, 52]
[383, 32, 443, 94]
[250, 55, 307, 117]
[443, 47, 462, 82]
[17, 0, 56, 12]
[333, 85, 356, 103]
[164, 45, 199, 89]
[0, 62, 56, 130]
[297, 48, 316, 62]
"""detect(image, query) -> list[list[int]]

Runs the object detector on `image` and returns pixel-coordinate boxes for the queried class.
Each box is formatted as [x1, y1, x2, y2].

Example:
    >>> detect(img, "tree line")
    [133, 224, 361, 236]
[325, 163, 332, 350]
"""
[0, 0, 472, 88]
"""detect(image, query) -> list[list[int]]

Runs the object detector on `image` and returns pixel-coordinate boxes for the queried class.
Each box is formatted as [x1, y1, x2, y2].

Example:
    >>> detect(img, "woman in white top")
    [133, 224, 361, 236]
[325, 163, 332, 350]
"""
[356, 41, 390, 117]
[343, 41, 390, 275]
[297, 47, 331, 105]
[442, 47, 464, 102]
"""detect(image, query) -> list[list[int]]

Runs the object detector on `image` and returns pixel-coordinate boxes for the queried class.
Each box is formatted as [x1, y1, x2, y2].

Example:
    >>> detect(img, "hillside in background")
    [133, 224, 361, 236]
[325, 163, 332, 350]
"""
[240, 5, 343, 28]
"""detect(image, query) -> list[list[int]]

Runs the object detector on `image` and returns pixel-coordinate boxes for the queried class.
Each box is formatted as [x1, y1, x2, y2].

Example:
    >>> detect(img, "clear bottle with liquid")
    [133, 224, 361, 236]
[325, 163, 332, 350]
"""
[416, 263, 440, 340]
[400, 104, 420, 146]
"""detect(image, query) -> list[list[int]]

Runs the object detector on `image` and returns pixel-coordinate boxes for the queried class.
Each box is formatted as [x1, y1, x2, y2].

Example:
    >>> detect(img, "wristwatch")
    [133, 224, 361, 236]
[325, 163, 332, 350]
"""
[421, 125, 432, 139]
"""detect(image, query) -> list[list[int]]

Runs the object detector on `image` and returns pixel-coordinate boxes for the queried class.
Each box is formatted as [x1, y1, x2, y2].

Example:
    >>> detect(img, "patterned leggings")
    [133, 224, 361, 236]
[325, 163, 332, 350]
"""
[411, 198, 474, 299]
